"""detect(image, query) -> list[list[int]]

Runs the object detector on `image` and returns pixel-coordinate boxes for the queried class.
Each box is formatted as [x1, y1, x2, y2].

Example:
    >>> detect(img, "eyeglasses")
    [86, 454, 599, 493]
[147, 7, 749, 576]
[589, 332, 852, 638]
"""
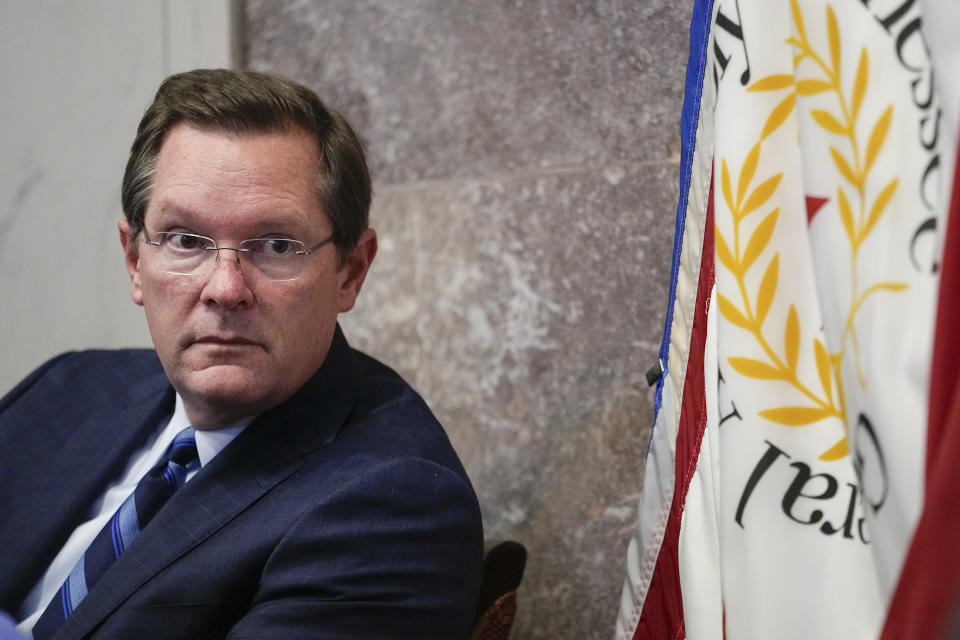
[142, 230, 334, 281]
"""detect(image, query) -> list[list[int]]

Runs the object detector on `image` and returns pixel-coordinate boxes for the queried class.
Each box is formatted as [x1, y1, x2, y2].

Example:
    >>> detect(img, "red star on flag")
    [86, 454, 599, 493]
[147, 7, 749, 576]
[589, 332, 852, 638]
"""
[806, 195, 829, 225]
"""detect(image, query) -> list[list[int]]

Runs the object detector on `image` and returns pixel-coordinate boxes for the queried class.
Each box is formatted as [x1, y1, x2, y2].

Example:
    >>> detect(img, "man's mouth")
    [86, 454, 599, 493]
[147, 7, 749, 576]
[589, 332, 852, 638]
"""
[193, 335, 260, 346]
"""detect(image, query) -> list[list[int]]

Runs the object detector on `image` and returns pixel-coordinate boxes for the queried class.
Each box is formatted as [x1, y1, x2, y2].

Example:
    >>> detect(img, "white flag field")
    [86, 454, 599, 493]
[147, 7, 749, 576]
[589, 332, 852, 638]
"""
[617, 0, 960, 638]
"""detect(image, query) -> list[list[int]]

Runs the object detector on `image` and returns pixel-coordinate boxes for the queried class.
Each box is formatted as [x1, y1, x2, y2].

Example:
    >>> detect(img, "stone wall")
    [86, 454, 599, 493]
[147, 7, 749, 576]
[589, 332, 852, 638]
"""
[244, 1, 691, 637]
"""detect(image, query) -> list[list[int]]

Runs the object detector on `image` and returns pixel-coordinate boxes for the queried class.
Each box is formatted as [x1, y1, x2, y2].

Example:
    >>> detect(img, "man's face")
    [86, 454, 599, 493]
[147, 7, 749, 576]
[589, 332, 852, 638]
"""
[120, 124, 375, 429]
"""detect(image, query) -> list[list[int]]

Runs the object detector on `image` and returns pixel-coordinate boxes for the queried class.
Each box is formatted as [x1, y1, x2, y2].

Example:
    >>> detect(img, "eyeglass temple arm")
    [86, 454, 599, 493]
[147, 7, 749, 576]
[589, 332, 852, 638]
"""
[298, 236, 335, 255]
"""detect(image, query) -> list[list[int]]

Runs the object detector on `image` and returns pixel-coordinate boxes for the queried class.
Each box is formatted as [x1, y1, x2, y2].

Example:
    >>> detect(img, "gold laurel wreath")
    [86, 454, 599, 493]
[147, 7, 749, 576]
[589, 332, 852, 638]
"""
[715, 0, 908, 461]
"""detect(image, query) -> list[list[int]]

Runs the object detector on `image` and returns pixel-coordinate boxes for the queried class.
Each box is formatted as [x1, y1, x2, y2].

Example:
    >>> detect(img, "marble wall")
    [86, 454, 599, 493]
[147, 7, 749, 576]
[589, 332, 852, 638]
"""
[244, 1, 691, 637]
[0, 1, 235, 394]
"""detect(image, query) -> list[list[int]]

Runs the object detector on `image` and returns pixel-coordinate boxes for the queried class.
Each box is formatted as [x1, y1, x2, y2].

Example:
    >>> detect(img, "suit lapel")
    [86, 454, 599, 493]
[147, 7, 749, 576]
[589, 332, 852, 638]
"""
[57, 327, 362, 640]
[0, 362, 172, 611]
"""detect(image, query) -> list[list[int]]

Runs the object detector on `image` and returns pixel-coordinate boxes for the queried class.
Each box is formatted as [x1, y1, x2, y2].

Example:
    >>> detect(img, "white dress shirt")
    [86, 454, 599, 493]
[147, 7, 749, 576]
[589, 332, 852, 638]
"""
[16, 395, 254, 633]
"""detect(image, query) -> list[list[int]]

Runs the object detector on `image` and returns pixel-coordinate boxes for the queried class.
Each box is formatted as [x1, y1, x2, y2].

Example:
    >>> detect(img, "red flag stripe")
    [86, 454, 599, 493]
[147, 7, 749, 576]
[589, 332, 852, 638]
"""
[881, 138, 960, 638]
[633, 176, 716, 640]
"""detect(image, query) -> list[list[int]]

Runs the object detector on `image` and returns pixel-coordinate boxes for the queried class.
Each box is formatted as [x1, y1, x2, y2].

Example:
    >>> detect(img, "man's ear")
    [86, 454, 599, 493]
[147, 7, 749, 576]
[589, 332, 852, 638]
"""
[118, 219, 144, 306]
[338, 227, 378, 313]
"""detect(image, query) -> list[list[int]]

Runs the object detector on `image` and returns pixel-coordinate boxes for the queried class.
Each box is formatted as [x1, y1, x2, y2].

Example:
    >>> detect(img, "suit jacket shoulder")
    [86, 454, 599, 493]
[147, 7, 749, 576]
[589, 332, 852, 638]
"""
[0, 350, 164, 414]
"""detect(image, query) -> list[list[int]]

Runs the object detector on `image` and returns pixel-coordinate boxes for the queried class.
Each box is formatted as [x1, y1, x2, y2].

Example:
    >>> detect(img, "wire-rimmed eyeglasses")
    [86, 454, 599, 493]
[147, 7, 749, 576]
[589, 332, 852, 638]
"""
[142, 230, 334, 282]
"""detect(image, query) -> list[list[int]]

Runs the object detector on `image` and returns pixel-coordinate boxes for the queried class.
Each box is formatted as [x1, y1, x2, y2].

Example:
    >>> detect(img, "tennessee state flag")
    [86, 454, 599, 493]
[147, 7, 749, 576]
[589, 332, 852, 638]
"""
[615, 1, 960, 638]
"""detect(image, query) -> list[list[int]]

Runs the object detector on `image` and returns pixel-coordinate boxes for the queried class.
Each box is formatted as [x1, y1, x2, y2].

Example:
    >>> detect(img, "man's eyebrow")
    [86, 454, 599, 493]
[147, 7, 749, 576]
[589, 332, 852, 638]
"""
[151, 204, 203, 226]
[151, 203, 311, 237]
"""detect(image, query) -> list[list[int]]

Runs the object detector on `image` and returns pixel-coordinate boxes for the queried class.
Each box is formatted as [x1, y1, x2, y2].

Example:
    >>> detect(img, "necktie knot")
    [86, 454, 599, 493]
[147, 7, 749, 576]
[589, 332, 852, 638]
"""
[167, 427, 199, 466]
[153, 428, 200, 493]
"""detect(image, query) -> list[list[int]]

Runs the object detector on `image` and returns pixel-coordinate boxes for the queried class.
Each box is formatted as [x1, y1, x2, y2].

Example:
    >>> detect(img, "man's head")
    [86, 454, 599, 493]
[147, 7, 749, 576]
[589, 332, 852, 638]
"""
[121, 68, 370, 265]
[118, 69, 377, 429]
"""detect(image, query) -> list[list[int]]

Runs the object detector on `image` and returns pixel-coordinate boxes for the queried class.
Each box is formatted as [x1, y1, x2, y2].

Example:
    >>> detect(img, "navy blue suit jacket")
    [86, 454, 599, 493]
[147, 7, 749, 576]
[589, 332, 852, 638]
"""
[0, 327, 483, 639]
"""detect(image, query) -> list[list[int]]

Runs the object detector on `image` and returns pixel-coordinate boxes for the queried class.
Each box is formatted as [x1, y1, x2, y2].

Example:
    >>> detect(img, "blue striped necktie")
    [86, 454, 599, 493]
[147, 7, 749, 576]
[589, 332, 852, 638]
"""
[32, 427, 199, 640]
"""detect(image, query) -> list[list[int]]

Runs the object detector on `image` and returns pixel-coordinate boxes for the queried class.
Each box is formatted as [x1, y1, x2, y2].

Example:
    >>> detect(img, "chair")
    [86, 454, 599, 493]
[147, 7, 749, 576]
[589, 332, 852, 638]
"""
[470, 541, 527, 640]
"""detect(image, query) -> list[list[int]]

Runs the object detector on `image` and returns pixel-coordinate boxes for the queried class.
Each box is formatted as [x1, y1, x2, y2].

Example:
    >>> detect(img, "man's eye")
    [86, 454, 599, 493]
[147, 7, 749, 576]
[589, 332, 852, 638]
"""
[264, 239, 295, 255]
[167, 233, 205, 250]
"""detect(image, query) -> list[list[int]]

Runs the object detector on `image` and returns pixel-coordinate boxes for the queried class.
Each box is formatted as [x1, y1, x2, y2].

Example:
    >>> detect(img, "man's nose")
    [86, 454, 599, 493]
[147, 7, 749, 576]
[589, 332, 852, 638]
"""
[200, 249, 255, 310]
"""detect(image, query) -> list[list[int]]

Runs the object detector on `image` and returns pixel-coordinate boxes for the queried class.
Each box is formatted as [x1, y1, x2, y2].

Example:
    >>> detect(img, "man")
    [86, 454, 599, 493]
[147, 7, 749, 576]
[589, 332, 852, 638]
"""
[0, 69, 483, 639]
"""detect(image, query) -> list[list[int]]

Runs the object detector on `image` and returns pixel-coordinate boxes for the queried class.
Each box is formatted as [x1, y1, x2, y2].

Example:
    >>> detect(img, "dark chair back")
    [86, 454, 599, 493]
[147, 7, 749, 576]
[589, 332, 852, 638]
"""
[471, 541, 527, 640]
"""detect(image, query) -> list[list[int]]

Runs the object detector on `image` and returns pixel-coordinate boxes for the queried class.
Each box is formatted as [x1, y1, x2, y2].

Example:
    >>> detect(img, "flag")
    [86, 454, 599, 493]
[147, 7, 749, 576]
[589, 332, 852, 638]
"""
[616, 0, 960, 638]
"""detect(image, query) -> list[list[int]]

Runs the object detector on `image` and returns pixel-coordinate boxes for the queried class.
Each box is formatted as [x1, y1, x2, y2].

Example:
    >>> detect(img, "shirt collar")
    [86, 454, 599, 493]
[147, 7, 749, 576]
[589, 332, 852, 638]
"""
[169, 394, 257, 467]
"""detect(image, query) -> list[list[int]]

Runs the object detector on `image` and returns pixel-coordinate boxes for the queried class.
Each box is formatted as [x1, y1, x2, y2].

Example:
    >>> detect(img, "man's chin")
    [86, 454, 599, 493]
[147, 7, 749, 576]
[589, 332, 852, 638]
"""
[175, 365, 275, 420]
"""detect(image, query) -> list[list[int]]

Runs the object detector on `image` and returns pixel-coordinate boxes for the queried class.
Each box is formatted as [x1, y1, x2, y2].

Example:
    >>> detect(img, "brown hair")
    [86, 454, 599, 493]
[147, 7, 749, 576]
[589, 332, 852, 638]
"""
[121, 68, 371, 263]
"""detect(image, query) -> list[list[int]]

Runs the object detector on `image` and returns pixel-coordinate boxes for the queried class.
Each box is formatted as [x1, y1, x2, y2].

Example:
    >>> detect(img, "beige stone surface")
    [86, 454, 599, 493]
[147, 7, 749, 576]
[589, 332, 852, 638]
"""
[244, 1, 691, 637]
